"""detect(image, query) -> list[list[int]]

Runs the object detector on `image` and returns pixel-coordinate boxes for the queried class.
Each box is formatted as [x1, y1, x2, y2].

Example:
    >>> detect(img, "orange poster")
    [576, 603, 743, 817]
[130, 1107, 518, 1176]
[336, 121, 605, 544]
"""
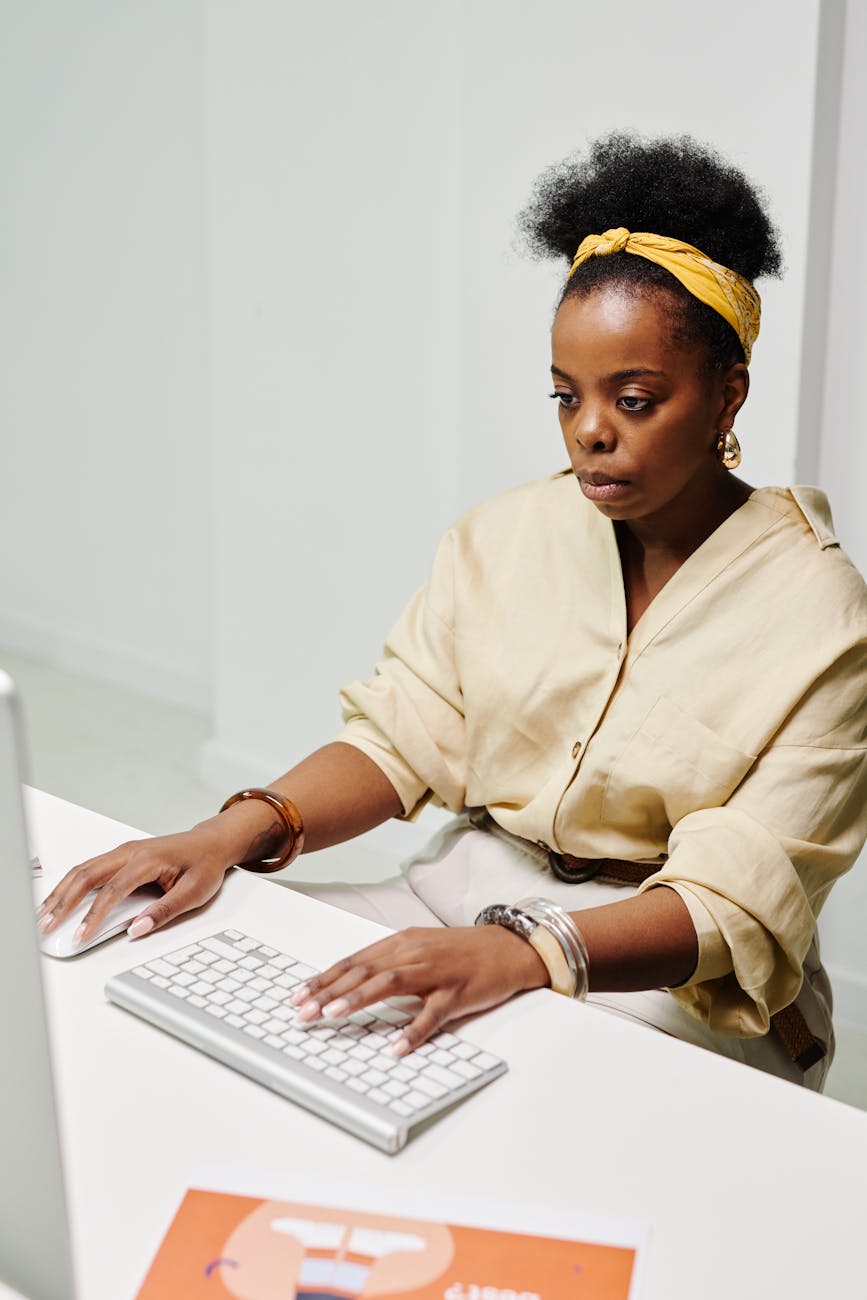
[137, 1189, 638, 1300]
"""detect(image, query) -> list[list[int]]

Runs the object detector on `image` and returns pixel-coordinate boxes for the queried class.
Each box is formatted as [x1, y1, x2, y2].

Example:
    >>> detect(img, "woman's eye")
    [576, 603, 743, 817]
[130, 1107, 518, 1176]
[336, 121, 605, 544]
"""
[618, 395, 651, 412]
[549, 391, 577, 409]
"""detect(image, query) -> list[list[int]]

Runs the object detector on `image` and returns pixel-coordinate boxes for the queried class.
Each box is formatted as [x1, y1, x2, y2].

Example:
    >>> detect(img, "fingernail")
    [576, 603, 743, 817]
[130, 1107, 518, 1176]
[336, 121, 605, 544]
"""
[295, 999, 321, 1023]
[73, 922, 87, 944]
[391, 1035, 411, 1058]
[322, 997, 350, 1019]
[38, 911, 54, 933]
[127, 915, 155, 940]
[289, 983, 310, 1005]
[36, 901, 47, 917]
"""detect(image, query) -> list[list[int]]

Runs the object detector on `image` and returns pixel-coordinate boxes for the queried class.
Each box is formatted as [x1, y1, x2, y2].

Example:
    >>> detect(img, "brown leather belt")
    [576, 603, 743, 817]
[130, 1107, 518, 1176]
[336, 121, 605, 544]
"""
[469, 814, 827, 1074]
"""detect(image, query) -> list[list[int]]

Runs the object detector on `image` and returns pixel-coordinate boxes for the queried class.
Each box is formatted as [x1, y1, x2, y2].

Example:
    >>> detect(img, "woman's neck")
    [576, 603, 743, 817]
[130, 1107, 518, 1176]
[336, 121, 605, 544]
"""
[615, 473, 753, 634]
[617, 472, 753, 563]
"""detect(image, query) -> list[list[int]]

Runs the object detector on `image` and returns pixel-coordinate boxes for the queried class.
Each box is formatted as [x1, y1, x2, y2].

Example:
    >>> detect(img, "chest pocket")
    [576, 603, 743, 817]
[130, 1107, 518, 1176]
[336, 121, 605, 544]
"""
[601, 694, 758, 832]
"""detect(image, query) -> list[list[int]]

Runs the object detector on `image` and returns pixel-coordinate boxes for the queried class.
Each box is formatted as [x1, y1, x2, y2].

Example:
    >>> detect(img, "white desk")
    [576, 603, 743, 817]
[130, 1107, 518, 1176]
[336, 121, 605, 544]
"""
[22, 789, 867, 1297]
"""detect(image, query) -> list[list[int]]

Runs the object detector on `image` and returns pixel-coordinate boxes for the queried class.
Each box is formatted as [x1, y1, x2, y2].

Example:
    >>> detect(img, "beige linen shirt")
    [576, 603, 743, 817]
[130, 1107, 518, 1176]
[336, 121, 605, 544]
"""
[337, 471, 867, 1037]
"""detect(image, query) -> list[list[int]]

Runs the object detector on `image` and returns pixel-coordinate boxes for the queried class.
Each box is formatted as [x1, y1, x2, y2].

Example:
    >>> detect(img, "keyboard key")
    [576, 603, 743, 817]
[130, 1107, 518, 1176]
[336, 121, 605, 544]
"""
[414, 1076, 447, 1100]
[259, 946, 278, 958]
[403, 1090, 430, 1111]
[474, 1052, 500, 1071]
[452, 1058, 482, 1080]
[152, 975, 169, 989]
[188, 995, 206, 1008]
[224, 929, 242, 940]
[205, 1004, 227, 1019]
[174, 944, 203, 961]
[253, 996, 278, 1012]
[168, 985, 189, 999]
[147, 959, 177, 978]
[265, 1034, 284, 1049]
[225, 1014, 244, 1028]
[243, 1024, 266, 1039]
[422, 1063, 463, 1090]
[244, 1009, 267, 1025]
[326, 1066, 348, 1082]
[347, 1077, 369, 1094]
[375, 1004, 411, 1026]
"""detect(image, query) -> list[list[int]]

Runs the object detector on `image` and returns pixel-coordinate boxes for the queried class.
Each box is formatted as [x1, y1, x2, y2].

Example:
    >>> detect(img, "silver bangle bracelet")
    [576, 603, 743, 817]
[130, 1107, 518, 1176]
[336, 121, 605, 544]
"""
[516, 897, 590, 1002]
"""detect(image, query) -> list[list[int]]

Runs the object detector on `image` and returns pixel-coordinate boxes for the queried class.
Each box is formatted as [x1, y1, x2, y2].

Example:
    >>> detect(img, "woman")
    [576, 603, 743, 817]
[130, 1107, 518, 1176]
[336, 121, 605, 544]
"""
[39, 134, 867, 1090]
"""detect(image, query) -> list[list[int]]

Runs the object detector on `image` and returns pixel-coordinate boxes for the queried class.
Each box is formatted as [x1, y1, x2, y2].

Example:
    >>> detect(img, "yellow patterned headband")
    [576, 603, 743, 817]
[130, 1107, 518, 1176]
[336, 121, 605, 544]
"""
[567, 227, 761, 363]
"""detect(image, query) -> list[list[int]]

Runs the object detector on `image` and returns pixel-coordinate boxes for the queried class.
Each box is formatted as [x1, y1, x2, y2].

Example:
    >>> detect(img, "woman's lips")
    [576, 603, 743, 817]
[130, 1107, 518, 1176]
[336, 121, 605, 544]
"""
[578, 473, 631, 501]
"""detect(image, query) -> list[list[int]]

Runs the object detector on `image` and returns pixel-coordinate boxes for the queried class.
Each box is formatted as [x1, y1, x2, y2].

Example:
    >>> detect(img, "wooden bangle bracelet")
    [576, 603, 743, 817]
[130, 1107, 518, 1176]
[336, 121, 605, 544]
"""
[219, 787, 305, 873]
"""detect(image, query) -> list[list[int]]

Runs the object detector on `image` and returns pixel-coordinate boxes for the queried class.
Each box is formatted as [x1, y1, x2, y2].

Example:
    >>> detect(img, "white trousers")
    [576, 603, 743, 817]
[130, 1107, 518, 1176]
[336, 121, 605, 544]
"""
[286, 815, 831, 1091]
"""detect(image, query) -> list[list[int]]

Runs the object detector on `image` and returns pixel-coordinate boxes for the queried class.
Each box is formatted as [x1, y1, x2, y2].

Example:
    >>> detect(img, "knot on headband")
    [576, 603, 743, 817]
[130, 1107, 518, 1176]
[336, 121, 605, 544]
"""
[590, 226, 631, 256]
[568, 228, 761, 363]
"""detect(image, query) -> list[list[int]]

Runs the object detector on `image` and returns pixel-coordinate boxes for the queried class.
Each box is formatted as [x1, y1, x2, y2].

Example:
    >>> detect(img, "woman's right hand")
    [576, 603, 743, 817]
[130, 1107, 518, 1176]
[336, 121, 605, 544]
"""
[36, 806, 272, 945]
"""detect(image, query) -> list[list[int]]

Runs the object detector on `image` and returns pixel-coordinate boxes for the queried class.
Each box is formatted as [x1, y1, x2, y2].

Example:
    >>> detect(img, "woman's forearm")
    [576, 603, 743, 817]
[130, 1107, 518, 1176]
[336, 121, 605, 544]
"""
[570, 886, 699, 993]
[209, 741, 404, 866]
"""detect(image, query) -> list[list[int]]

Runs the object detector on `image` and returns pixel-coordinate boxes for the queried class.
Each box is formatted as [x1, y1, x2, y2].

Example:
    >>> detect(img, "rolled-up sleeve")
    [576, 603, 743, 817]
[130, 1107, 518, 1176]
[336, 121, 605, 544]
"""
[336, 531, 467, 819]
[639, 645, 867, 1036]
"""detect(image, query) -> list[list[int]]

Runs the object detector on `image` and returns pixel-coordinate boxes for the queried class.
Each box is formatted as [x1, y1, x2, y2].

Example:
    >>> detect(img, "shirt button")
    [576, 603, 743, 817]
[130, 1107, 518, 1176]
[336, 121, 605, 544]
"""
[571, 740, 581, 759]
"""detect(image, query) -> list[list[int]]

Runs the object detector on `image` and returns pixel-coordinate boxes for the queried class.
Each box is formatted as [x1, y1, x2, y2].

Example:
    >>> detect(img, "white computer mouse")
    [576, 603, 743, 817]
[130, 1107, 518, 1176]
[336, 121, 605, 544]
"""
[38, 888, 158, 959]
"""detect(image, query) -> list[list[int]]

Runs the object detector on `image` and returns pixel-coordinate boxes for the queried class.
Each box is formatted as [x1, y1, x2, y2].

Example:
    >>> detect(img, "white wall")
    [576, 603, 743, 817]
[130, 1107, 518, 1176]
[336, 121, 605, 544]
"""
[0, 1, 210, 708]
[814, 0, 867, 1024]
[202, 0, 824, 806]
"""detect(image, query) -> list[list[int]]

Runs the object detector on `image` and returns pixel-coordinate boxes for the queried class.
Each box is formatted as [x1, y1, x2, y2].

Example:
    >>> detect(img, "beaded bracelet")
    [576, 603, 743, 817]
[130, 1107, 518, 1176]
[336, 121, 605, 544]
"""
[219, 787, 305, 873]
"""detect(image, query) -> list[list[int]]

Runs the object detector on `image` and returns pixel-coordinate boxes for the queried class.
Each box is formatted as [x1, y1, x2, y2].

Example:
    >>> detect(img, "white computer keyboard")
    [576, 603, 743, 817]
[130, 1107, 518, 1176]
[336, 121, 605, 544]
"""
[105, 929, 507, 1153]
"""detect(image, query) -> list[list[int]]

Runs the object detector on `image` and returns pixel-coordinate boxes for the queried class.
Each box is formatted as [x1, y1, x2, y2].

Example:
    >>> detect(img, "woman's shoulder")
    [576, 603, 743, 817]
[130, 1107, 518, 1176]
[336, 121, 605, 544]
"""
[749, 484, 867, 630]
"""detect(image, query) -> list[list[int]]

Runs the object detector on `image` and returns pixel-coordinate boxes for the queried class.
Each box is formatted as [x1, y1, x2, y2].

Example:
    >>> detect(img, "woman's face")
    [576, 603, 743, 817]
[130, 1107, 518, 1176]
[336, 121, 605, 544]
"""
[550, 286, 747, 527]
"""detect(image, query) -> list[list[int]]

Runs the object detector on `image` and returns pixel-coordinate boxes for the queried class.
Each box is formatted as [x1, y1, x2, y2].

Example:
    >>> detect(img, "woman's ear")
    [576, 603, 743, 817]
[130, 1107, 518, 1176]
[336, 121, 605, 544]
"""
[718, 361, 750, 430]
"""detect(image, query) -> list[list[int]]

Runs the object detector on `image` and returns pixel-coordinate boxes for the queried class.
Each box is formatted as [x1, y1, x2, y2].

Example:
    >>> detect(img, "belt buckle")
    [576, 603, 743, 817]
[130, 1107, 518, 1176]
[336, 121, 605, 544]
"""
[548, 851, 601, 884]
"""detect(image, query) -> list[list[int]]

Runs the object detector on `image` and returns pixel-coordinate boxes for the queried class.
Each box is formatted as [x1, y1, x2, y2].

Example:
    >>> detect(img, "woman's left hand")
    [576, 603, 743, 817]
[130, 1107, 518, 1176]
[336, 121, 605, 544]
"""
[289, 925, 549, 1055]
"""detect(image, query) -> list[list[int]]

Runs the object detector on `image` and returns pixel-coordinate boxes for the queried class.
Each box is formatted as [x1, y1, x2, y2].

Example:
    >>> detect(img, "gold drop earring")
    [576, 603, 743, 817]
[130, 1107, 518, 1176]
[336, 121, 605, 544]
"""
[716, 428, 742, 470]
